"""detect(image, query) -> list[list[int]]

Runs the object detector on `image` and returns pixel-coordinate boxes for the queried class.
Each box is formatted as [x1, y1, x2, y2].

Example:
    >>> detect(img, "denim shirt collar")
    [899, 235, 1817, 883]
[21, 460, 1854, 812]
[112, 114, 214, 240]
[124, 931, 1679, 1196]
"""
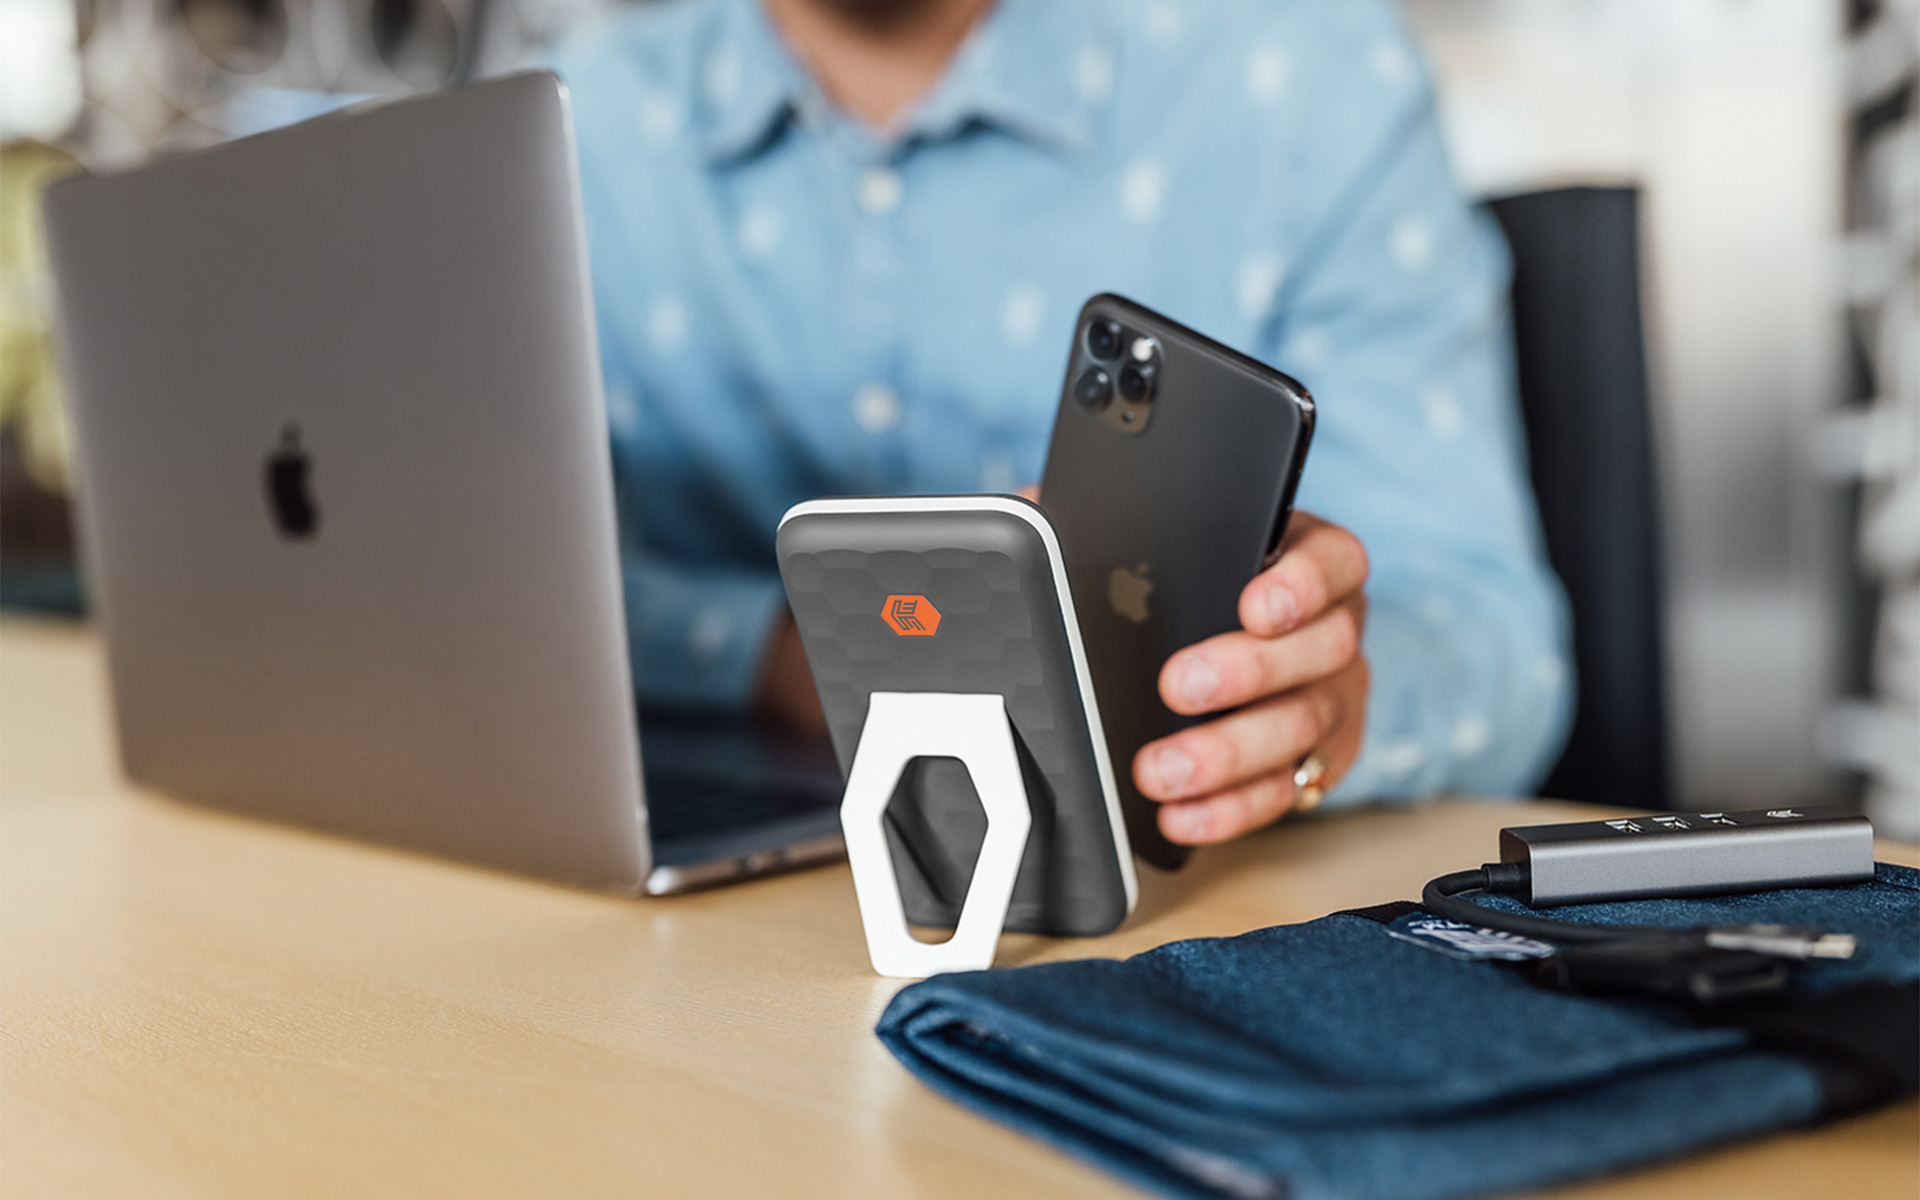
[696, 0, 809, 164]
[699, 0, 1102, 165]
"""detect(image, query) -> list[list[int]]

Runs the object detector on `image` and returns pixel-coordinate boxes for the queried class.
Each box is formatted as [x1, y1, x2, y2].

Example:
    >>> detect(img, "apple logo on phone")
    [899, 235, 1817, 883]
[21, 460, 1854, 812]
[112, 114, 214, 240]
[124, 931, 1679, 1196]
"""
[265, 424, 319, 539]
[1108, 563, 1154, 624]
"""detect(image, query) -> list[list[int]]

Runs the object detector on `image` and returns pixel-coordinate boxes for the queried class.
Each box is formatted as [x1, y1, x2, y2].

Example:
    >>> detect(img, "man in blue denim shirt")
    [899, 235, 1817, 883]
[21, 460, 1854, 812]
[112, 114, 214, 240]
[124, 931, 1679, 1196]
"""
[548, 0, 1573, 847]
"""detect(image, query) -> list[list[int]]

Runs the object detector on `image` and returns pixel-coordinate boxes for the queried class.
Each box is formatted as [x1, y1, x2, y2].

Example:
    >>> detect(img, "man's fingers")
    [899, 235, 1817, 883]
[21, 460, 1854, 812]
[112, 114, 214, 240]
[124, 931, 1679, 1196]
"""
[1240, 514, 1369, 638]
[1139, 655, 1370, 805]
[1157, 770, 1298, 845]
[1158, 596, 1365, 715]
[1150, 657, 1370, 844]
[1134, 683, 1343, 802]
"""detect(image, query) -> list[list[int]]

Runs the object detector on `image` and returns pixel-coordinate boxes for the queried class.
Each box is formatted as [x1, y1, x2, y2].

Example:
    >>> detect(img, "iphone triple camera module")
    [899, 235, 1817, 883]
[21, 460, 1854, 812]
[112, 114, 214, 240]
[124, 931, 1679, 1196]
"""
[1071, 314, 1158, 434]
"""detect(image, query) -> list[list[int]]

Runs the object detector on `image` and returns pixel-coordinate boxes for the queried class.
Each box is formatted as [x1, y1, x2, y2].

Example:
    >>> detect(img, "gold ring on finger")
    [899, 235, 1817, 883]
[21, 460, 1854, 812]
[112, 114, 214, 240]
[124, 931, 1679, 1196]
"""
[1292, 751, 1328, 814]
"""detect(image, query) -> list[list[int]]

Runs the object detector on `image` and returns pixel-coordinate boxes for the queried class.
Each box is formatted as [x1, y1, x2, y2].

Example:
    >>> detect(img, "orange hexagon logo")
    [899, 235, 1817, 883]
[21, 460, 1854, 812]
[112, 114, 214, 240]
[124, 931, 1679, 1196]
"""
[882, 594, 940, 636]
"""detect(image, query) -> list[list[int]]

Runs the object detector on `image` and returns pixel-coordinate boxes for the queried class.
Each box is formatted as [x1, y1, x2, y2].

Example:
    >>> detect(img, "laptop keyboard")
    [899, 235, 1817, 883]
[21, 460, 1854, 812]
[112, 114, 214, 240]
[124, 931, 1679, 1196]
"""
[643, 770, 840, 844]
[635, 710, 843, 850]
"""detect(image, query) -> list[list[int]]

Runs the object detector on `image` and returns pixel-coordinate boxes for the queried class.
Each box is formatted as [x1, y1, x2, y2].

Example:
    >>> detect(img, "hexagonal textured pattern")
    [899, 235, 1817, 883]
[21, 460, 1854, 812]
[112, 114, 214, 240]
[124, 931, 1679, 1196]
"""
[779, 506, 1128, 937]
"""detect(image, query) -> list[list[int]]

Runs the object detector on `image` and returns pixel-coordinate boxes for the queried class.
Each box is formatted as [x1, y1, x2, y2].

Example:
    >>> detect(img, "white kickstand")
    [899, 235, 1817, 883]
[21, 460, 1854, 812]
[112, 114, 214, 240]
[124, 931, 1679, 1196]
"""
[840, 692, 1033, 979]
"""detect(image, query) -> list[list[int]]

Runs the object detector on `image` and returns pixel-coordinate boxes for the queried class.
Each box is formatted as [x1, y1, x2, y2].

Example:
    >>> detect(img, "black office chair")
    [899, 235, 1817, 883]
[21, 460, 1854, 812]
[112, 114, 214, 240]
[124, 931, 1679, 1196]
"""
[1488, 187, 1672, 810]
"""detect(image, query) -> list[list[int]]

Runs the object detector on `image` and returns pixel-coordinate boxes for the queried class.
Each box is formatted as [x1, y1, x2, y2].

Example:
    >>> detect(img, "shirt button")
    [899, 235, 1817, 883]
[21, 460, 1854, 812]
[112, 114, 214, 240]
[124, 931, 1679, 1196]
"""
[856, 166, 903, 215]
[852, 383, 902, 432]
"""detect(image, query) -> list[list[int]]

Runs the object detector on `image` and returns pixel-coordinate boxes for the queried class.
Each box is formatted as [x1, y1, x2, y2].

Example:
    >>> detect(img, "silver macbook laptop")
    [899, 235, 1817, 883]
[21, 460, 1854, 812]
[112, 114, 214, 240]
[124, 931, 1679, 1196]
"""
[41, 72, 844, 894]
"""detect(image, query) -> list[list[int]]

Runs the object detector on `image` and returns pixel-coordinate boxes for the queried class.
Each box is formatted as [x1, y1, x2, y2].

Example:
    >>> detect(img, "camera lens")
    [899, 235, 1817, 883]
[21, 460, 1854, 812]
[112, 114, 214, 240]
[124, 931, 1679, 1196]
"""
[1073, 366, 1114, 410]
[1117, 362, 1155, 403]
[1085, 318, 1122, 360]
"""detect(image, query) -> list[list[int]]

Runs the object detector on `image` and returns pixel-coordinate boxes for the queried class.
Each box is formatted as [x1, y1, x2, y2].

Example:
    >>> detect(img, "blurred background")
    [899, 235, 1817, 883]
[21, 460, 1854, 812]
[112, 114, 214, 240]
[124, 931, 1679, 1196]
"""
[2, 0, 1915, 833]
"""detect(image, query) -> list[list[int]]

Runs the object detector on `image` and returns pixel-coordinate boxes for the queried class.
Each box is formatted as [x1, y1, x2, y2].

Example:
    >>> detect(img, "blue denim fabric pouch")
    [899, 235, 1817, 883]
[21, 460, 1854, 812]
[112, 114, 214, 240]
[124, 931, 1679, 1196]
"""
[876, 863, 1918, 1200]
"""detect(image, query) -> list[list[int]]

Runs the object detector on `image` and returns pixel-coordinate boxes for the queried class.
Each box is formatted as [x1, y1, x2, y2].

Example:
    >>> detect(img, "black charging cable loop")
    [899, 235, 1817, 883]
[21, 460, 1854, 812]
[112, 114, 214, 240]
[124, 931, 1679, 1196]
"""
[1422, 864, 1659, 945]
[1420, 865, 1858, 1006]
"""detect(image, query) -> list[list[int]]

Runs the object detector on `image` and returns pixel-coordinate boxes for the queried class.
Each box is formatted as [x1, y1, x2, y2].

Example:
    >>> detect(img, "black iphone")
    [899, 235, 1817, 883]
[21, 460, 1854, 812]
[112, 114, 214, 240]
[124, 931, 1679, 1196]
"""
[1040, 294, 1315, 869]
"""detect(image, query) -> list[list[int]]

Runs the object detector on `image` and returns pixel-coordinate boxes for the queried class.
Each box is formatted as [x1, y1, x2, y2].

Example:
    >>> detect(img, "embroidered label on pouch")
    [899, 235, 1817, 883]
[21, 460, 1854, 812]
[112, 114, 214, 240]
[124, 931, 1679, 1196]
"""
[1384, 914, 1556, 962]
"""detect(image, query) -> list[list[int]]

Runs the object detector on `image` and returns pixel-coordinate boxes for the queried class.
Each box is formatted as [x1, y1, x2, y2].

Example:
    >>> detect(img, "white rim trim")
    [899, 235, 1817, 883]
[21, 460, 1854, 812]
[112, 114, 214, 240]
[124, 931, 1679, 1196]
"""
[779, 494, 1139, 914]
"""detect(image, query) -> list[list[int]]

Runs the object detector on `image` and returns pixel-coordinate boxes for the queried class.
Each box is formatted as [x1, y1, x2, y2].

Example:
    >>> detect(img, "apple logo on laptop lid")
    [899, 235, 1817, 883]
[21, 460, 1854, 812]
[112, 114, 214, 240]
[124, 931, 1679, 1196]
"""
[265, 424, 319, 539]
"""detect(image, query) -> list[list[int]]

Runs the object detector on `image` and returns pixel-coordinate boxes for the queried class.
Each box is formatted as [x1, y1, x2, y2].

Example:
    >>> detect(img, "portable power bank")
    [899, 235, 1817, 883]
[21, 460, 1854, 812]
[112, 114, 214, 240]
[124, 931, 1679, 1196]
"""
[776, 496, 1137, 937]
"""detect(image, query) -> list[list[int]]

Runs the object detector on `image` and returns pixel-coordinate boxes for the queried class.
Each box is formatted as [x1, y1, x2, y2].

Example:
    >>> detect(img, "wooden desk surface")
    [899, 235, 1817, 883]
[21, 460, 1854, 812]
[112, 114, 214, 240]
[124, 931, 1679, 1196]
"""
[2, 618, 1915, 1199]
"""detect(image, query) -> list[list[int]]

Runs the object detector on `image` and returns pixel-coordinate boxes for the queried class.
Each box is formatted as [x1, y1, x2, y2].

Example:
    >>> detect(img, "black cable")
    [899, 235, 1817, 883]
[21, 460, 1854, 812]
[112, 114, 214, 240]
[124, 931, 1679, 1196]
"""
[1421, 864, 1800, 1006]
[1421, 865, 1672, 947]
[1420, 861, 1859, 1006]
[1422, 864, 1858, 960]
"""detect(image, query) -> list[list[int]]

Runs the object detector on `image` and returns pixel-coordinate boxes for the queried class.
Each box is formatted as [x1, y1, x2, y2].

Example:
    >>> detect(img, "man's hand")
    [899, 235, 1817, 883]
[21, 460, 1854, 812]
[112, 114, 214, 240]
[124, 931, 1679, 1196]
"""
[1134, 512, 1370, 845]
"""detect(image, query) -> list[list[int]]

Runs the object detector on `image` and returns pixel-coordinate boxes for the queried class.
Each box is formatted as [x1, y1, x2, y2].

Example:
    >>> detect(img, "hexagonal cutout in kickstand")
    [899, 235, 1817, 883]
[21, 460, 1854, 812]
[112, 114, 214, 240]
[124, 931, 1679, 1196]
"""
[884, 756, 986, 942]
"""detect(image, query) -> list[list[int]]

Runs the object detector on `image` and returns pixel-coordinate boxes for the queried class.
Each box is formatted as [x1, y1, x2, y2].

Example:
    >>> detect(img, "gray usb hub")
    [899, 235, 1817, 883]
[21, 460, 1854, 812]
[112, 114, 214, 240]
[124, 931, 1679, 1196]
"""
[1499, 806, 1876, 906]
